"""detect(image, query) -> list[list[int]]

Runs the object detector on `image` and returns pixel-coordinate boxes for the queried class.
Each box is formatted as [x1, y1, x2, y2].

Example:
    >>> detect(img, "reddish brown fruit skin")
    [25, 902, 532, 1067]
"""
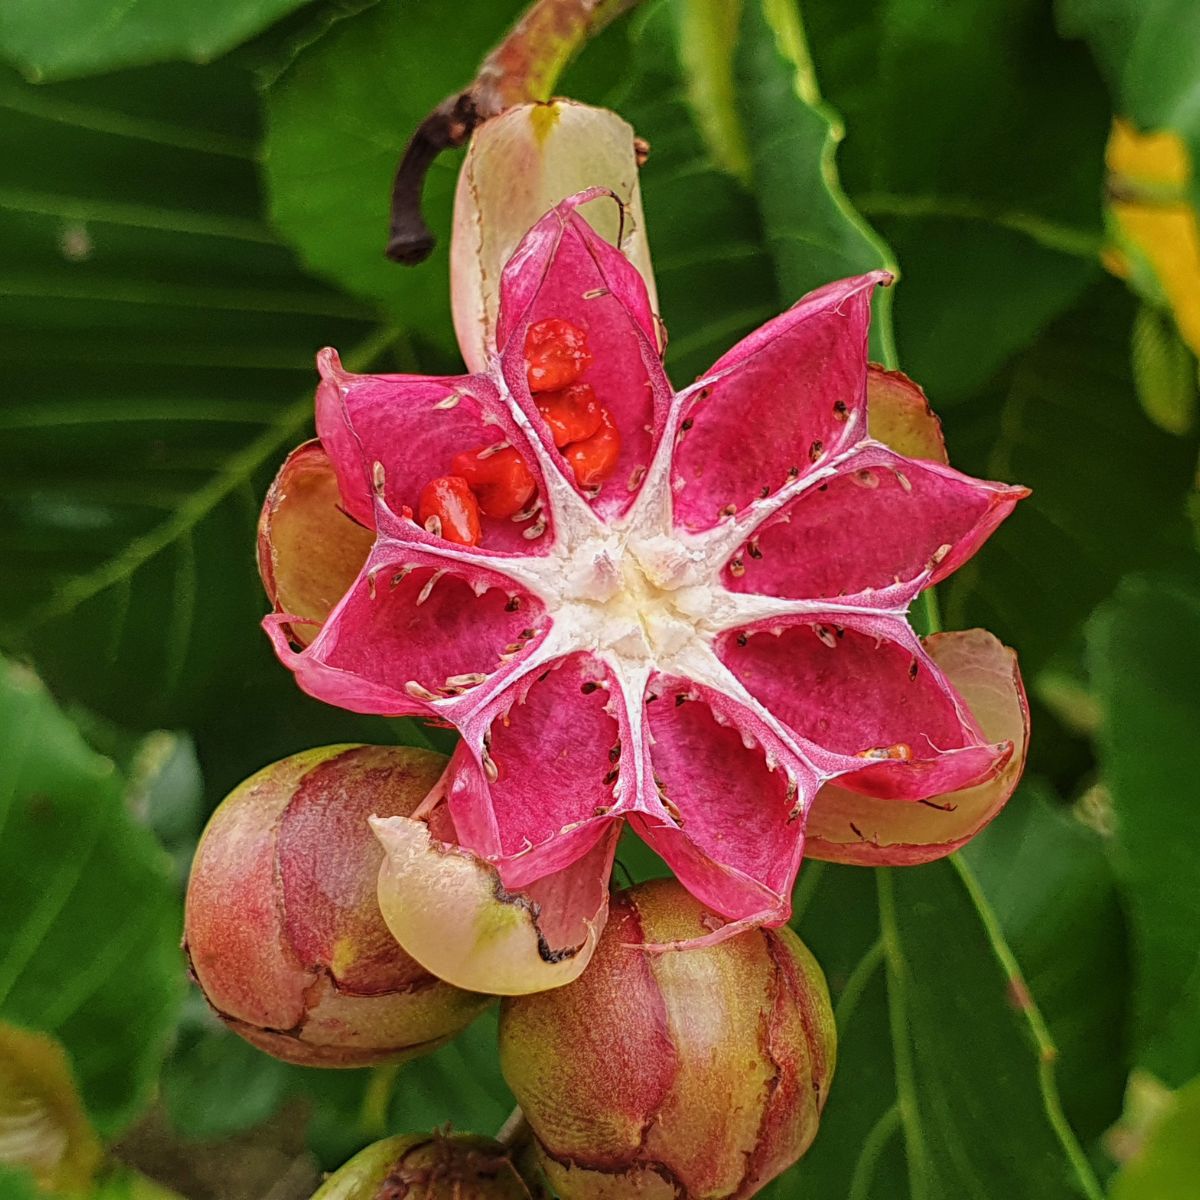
[183, 745, 491, 1067]
[498, 879, 835, 1199]
[312, 1132, 534, 1199]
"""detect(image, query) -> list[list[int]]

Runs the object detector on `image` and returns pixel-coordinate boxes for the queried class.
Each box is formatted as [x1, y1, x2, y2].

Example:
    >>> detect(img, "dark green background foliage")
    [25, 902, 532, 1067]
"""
[1, 1, 1198, 1197]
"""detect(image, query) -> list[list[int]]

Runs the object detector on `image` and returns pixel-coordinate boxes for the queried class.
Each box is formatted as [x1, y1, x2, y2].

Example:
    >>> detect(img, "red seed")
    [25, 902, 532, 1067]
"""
[451, 446, 537, 518]
[417, 476, 481, 545]
[535, 382, 604, 448]
[524, 318, 592, 393]
[565, 407, 621, 490]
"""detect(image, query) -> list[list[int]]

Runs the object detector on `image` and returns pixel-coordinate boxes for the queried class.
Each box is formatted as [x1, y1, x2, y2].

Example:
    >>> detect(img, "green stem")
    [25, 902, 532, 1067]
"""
[359, 1062, 401, 1137]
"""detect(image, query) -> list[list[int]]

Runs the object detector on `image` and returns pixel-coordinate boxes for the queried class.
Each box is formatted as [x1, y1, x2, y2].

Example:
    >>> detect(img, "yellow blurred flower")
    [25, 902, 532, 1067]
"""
[1106, 119, 1200, 358]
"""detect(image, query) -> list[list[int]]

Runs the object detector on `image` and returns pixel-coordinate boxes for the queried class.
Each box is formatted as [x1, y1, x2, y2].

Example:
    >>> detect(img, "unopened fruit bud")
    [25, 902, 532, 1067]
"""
[184, 745, 491, 1066]
[499, 879, 835, 1199]
[312, 1132, 534, 1199]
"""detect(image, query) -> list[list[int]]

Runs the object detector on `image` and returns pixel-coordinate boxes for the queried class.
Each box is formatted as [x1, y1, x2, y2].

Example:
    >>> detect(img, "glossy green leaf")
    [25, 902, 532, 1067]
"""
[801, 0, 1109, 402]
[1058, 0, 1200, 211]
[262, 0, 781, 382]
[0, 656, 183, 1137]
[1131, 302, 1198, 435]
[606, 2, 779, 383]
[160, 998, 293, 1142]
[765, 858, 1102, 1199]
[1088, 575, 1200, 1085]
[299, 1008, 512, 1171]
[733, 0, 896, 362]
[1109, 1074, 1200, 1200]
[0, 0, 311, 82]
[161, 996, 510, 1167]
[0, 57, 431, 767]
[942, 281, 1199, 679]
[263, 0, 526, 359]
[963, 783, 1131, 1141]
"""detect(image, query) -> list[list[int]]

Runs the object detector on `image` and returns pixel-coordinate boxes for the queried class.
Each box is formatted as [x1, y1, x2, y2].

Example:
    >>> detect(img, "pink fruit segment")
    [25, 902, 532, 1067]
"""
[447, 654, 622, 887]
[496, 190, 670, 518]
[669, 274, 883, 530]
[266, 554, 548, 718]
[722, 442, 1027, 604]
[315, 349, 552, 553]
[631, 677, 816, 928]
[720, 616, 1011, 799]
[262, 189, 1029, 944]
[805, 628, 1029, 864]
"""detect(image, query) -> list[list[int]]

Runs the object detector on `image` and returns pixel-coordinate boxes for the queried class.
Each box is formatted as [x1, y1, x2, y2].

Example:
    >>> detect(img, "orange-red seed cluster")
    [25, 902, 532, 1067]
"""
[416, 319, 621, 547]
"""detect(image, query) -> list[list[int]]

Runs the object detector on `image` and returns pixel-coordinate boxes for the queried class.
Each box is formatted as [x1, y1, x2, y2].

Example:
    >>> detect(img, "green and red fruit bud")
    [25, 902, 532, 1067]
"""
[451, 99, 658, 373]
[312, 1132, 534, 1199]
[183, 745, 491, 1067]
[498, 879, 836, 1199]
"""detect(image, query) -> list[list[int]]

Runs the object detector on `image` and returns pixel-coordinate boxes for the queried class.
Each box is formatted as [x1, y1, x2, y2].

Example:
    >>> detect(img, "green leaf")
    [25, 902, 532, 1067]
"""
[262, 0, 782, 382]
[1058, 0, 1200, 212]
[800, 0, 1109, 402]
[263, 0, 527, 358]
[1088, 575, 1200, 1085]
[0, 656, 183, 1137]
[1131, 302, 1197, 435]
[0, 0, 312, 82]
[733, 0, 896, 362]
[160, 997, 510, 1167]
[160, 998, 293, 1142]
[298, 1008, 512, 1171]
[0, 1167, 43, 1200]
[963, 782, 1131, 1141]
[0, 57, 425, 751]
[942, 281, 1200, 680]
[1109, 1074, 1200, 1200]
[610, 2, 779, 383]
[769, 858, 1102, 1198]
